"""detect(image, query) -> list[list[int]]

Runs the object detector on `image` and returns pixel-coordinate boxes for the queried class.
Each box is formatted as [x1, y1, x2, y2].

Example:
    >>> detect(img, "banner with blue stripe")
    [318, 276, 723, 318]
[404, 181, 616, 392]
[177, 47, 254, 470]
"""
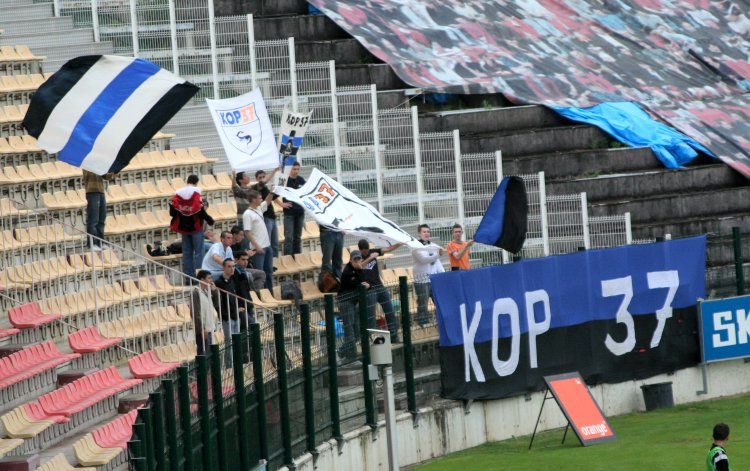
[432, 237, 706, 400]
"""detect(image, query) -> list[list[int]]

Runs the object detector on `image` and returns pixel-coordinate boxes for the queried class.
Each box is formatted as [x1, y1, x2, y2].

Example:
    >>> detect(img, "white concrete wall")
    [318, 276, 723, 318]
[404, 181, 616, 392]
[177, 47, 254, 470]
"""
[280, 358, 750, 470]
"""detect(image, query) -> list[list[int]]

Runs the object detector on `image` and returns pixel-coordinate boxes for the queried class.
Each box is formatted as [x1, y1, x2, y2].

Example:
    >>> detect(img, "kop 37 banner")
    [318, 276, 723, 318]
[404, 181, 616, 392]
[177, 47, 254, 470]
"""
[272, 168, 422, 249]
[278, 106, 313, 166]
[206, 89, 278, 172]
[432, 237, 706, 400]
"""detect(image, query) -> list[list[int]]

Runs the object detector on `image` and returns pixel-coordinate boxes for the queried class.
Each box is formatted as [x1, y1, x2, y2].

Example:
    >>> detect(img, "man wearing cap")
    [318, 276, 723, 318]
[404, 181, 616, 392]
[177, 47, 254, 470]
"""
[358, 239, 402, 342]
[336, 250, 369, 361]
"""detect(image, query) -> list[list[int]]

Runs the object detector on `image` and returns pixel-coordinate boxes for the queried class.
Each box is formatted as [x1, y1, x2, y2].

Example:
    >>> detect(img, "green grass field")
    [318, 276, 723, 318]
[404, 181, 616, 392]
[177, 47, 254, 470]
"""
[413, 394, 750, 470]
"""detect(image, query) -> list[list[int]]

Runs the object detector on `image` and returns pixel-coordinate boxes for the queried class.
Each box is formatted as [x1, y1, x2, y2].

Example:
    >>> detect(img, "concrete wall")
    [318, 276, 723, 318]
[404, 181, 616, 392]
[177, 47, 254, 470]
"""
[280, 358, 750, 470]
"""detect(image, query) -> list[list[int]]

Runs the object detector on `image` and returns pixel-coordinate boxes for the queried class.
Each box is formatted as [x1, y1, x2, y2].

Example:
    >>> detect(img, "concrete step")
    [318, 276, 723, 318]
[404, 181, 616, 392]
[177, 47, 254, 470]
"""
[0, 3, 54, 22]
[335, 63, 408, 90]
[40, 42, 116, 73]
[460, 124, 609, 157]
[0, 16, 74, 37]
[546, 164, 744, 201]
[217, 0, 310, 16]
[252, 14, 348, 41]
[589, 186, 750, 224]
[632, 213, 750, 241]
[0, 28, 94, 51]
[420, 105, 569, 134]
[295, 38, 376, 65]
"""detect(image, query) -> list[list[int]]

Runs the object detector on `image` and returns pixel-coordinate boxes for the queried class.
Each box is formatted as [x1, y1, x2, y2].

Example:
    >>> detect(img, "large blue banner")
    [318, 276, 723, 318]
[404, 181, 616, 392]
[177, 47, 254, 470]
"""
[699, 296, 750, 363]
[432, 237, 706, 400]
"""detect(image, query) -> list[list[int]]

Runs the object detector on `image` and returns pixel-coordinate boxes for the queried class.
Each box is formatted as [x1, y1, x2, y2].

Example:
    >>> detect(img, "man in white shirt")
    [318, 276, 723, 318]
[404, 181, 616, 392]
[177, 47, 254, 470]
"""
[411, 224, 444, 325]
[243, 189, 275, 291]
[201, 230, 234, 280]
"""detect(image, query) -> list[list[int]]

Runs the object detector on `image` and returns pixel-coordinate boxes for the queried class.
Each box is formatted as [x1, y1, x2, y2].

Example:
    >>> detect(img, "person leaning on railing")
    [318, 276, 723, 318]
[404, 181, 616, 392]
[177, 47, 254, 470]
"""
[191, 270, 220, 356]
[336, 250, 369, 362]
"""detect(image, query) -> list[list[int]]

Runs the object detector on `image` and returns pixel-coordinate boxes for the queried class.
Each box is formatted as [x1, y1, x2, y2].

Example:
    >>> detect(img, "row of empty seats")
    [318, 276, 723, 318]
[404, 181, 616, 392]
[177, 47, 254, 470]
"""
[0, 252, 131, 290]
[0, 223, 83, 253]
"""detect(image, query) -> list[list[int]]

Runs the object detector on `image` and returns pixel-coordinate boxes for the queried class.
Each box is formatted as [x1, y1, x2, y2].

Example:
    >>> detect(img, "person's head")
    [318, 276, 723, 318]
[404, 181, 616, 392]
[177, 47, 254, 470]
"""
[349, 249, 364, 269]
[186, 174, 199, 186]
[235, 250, 249, 268]
[222, 258, 235, 277]
[196, 270, 213, 288]
[255, 170, 267, 184]
[358, 239, 370, 256]
[713, 423, 730, 444]
[247, 189, 261, 207]
[418, 224, 430, 241]
[204, 228, 215, 241]
[452, 223, 463, 242]
[289, 161, 300, 178]
[236, 171, 249, 186]
[219, 230, 233, 248]
[230, 225, 245, 243]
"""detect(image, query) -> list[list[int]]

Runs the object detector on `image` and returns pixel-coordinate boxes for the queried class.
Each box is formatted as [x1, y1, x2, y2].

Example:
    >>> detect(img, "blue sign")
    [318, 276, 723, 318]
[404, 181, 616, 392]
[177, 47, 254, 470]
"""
[699, 295, 750, 363]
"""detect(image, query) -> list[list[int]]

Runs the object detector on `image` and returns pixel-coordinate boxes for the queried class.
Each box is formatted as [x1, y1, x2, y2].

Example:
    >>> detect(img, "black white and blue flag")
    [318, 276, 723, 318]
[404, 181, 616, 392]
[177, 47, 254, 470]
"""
[22, 55, 199, 174]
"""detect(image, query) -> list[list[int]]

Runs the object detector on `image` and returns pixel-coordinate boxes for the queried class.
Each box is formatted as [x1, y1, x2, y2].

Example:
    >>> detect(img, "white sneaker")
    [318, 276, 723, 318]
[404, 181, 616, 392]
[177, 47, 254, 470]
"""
[92, 245, 103, 252]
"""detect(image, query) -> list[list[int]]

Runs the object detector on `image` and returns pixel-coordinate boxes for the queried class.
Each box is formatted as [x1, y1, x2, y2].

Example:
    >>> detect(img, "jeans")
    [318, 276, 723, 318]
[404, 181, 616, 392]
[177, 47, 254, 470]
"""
[85, 192, 106, 247]
[283, 214, 304, 255]
[264, 216, 279, 257]
[367, 285, 398, 340]
[251, 246, 274, 291]
[415, 282, 432, 325]
[320, 230, 344, 279]
[182, 231, 204, 278]
[222, 319, 239, 367]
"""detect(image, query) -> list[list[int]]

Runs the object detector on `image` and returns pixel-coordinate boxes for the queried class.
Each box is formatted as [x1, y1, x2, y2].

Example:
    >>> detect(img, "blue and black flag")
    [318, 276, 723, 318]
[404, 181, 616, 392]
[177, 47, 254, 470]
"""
[474, 176, 528, 253]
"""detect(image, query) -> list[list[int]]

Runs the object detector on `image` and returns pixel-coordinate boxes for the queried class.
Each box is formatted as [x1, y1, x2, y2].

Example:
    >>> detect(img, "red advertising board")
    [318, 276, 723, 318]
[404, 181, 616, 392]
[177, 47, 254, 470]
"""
[544, 372, 616, 446]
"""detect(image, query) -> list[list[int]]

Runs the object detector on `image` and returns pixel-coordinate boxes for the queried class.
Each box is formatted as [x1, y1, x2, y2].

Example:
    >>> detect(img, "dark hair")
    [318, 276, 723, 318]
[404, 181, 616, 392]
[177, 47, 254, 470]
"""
[187, 174, 199, 185]
[358, 239, 370, 250]
[196, 270, 212, 280]
[291, 161, 300, 168]
[222, 258, 234, 267]
[255, 170, 266, 179]
[418, 224, 430, 232]
[452, 223, 463, 230]
[235, 171, 245, 185]
[220, 230, 232, 239]
[230, 225, 242, 234]
[234, 250, 247, 259]
[713, 423, 730, 441]
[246, 189, 261, 201]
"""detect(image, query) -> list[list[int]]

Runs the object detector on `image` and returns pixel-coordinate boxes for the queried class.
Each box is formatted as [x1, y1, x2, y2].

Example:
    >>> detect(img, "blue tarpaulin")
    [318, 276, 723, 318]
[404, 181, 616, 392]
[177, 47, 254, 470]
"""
[552, 102, 713, 169]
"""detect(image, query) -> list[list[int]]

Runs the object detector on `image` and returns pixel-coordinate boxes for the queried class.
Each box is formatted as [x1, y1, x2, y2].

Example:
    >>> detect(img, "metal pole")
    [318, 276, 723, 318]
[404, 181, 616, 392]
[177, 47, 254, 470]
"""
[161, 379, 180, 471]
[324, 294, 342, 442]
[151, 391, 166, 471]
[581, 192, 590, 250]
[358, 286, 377, 430]
[129, 0, 140, 57]
[495, 150, 504, 182]
[207, 0, 220, 99]
[177, 366, 195, 471]
[289, 37, 298, 111]
[625, 212, 633, 244]
[371, 84, 384, 212]
[382, 365, 400, 470]
[232, 333, 250, 471]
[300, 304, 318, 457]
[398, 276, 418, 420]
[168, 0, 179, 75]
[273, 313, 294, 467]
[330, 60, 342, 182]
[247, 14, 257, 90]
[251, 323, 269, 460]
[453, 129, 465, 229]
[538, 171, 549, 256]
[139, 407, 155, 470]
[91, 0, 100, 43]
[53, 0, 60, 17]
[734, 226, 745, 296]
[412, 106, 425, 223]
[196, 355, 214, 471]
[209, 344, 228, 471]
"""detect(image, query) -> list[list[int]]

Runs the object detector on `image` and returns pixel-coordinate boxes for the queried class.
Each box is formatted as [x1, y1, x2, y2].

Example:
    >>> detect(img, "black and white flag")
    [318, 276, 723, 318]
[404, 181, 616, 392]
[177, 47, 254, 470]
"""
[22, 55, 199, 174]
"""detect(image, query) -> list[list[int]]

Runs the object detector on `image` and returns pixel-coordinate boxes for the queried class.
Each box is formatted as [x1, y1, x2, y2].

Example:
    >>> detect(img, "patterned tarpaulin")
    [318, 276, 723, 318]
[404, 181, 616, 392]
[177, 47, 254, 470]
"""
[308, 0, 750, 176]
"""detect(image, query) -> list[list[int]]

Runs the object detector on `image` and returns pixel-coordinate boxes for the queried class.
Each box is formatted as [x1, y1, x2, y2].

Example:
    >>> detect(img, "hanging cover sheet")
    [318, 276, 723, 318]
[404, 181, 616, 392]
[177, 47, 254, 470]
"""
[307, 0, 750, 176]
[431, 236, 706, 400]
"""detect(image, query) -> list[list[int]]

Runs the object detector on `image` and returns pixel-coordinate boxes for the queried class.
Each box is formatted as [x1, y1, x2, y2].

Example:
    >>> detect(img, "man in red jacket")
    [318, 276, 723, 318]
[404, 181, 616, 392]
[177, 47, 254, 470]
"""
[169, 174, 214, 278]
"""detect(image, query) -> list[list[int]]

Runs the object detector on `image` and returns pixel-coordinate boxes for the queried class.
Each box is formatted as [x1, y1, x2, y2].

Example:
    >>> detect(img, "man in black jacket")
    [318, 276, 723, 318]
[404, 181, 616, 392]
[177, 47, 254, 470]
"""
[337, 250, 369, 362]
[280, 161, 306, 255]
[213, 258, 245, 366]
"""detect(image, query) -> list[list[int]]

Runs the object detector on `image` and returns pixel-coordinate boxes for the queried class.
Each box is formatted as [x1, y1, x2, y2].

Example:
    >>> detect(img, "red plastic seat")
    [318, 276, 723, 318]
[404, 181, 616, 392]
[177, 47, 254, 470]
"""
[22, 402, 69, 424]
[36, 366, 142, 418]
[68, 326, 122, 353]
[8, 302, 61, 328]
[92, 409, 139, 449]
[0, 341, 79, 389]
[127, 350, 180, 379]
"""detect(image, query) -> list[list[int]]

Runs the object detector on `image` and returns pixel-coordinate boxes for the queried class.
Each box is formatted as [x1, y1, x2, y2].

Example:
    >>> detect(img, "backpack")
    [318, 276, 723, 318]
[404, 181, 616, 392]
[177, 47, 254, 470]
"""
[318, 269, 340, 293]
[170, 192, 206, 235]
